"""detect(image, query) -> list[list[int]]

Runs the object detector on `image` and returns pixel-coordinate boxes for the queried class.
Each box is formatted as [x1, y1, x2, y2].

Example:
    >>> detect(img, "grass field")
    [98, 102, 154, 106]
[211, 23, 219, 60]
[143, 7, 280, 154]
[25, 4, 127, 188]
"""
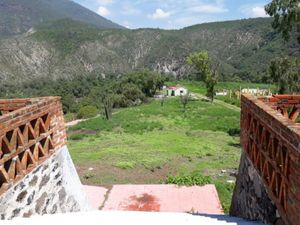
[68, 97, 241, 212]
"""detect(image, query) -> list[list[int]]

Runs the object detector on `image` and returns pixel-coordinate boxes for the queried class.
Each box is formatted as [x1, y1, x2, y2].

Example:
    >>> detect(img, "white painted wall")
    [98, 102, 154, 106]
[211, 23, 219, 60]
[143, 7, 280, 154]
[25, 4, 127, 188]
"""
[166, 88, 188, 96]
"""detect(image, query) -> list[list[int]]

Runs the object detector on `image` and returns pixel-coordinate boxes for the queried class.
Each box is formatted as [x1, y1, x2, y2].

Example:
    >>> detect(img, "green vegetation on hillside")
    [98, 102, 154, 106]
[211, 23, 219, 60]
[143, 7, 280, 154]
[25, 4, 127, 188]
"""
[33, 19, 105, 55]
[0, 17, 296, 85]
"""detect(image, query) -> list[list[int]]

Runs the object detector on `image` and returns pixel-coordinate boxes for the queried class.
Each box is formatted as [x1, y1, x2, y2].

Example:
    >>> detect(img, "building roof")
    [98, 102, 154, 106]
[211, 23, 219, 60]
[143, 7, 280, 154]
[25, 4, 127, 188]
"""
[167, 86, 186, 91]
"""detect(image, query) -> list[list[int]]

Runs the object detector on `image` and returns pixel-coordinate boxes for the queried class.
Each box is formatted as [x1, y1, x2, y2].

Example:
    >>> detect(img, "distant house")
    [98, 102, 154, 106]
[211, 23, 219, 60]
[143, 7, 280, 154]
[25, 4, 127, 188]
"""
[166, 85, 188, 97]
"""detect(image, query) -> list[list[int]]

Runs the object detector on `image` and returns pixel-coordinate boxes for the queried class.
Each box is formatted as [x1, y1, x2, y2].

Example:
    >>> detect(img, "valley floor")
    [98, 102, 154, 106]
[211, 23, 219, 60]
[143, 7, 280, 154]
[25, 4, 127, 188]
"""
[67, 96, 241, 212]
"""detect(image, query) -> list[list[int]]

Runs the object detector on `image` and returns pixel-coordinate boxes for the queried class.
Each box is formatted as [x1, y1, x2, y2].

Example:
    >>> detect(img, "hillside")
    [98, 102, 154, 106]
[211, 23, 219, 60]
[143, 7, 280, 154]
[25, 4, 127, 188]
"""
[0, 0, 123, 37]
[0, 18, 298, 85]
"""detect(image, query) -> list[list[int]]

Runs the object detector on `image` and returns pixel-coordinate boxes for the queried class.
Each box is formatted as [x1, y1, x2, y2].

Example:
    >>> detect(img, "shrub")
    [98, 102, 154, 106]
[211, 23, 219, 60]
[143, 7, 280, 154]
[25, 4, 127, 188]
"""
[165, 173, 212, 186]
[64, 113, 76, 122]
[77, 105, 98, 119]
[116, 161, 135, 169]
[69, 133, 87, 140]
[227, 128, 240, 137]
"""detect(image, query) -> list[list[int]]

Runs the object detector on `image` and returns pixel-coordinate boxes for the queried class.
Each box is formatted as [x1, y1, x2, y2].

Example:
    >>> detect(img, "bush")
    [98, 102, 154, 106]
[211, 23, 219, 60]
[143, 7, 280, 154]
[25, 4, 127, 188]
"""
[69, 133, 87, 140]
[64, 113, 77, 122]
[77, 105, 98, 119]
[227, 128, 240, 137]
[116, 161, 135, 169]
[165, 173, 212, 186]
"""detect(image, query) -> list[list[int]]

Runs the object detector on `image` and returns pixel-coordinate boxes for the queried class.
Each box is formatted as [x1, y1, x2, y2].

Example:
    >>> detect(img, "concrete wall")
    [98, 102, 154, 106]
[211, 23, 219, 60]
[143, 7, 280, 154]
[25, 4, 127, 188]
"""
[0, 146, 90, 220]
[230, 152, 278, 225]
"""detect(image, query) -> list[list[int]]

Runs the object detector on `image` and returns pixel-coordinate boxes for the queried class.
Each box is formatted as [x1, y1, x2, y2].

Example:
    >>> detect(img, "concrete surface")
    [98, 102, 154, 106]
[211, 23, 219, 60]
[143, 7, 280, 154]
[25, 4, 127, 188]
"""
[85, 184, 223, 214]
[84, 186, 108, 209]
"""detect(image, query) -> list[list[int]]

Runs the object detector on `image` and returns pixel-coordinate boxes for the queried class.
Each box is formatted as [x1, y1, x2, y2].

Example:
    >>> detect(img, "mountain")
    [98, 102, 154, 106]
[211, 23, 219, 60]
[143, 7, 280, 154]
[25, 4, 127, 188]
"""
[0, 0, 123, 37]
[0, 18, 299, 86]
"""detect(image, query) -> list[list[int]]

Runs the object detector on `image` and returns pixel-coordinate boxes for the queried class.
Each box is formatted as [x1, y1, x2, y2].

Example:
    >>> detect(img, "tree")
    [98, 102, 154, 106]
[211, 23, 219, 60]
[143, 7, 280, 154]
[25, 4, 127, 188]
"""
[120, 82, 146, 106]
[187, 51, 218, 102]
[123, 70, 165, 97]
[265, 0, 300, 44]
[180, 93, 190, 112]
[206, 69, 218, 103]
[101, 93, 114, 120]
[269, 57, 300, 94]
[90, 82, 115, 121]
[160, 95, 166, 107]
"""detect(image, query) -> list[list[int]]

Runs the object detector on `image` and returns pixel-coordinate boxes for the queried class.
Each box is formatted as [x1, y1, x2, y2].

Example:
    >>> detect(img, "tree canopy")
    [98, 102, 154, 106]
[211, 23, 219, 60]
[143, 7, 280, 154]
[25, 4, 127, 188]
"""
[265, 0, 300, 43]
[187, 51, 218, 102]
[269, 57, 300, 94]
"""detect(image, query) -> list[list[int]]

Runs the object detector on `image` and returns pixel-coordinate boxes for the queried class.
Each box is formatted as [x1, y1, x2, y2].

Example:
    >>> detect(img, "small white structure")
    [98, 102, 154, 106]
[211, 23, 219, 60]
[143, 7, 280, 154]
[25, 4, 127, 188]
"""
[166, 86, 188, 97]
[216, 91, 228, 96]
[241, 88, 270, 96]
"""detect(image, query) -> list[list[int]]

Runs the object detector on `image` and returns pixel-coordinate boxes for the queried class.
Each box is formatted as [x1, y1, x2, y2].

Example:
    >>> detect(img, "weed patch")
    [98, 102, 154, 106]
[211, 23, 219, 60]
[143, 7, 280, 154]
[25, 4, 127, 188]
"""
[69, 133, 88, 140]
[165, 173, 212, 186]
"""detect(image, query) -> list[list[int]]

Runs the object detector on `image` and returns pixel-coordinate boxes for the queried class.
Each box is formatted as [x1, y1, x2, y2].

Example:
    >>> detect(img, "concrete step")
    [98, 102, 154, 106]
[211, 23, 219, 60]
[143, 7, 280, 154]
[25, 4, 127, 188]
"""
[85, 184, 223, 214]
[8, 210, 265, 225]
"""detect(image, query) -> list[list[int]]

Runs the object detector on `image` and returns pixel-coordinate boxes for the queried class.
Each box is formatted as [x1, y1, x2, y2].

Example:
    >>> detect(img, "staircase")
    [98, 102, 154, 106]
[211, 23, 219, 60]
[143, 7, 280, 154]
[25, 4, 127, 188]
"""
[10, 211, 264, 225]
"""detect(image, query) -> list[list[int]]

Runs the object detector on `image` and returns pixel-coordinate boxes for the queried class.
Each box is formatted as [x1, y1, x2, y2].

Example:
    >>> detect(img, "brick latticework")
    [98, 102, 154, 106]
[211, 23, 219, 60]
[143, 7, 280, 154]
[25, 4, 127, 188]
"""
[0, 97, 66, 196]
[240, 94, 300, 225]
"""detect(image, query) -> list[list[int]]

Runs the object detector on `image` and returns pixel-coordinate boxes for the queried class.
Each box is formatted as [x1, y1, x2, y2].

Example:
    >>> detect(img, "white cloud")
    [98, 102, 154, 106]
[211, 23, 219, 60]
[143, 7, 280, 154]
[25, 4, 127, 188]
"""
[188, 0, 228, 14]
[122, 4, 141, 15]
[97, 6, 110, 17]
[164, 16, 216, 29]
[123, 21, 131, 29]
[96, 0, 114, 6]
[149, 8, 171, 19]
[251, 6, 268, 17]
[190, 4, 228, 14]
[240, 4, 269, 18]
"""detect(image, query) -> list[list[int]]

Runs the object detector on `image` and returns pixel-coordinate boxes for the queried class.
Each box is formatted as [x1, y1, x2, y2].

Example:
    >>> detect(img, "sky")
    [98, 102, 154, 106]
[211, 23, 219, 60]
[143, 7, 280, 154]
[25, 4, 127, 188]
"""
[73, 0, 270, 29]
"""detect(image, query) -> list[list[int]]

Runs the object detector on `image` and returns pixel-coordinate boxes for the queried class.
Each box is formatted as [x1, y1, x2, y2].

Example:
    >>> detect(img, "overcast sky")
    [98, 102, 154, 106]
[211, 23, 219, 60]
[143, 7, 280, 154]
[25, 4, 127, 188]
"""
[73, 0, 270, 29]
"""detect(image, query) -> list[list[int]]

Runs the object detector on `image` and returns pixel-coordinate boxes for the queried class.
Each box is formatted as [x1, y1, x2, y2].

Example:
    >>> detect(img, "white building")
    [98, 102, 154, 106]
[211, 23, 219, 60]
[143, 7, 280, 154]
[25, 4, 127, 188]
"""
[166, 86, 188, 97]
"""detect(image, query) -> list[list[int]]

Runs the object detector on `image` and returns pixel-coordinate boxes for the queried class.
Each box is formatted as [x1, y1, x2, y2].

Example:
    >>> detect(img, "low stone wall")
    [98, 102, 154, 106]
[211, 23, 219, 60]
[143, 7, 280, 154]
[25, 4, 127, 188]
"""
[0, 146, 90, 220]
[230, 152, 277, 224]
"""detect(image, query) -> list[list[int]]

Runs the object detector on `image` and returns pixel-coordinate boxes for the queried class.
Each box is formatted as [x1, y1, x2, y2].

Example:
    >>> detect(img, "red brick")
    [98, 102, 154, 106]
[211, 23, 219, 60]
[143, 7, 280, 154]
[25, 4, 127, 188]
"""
[241, 94, 300, 225]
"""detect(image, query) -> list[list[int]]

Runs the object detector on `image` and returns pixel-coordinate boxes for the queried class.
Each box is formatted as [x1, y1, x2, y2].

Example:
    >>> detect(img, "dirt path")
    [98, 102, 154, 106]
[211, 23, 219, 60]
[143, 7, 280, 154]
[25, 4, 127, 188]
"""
[191, 93, 241, 112]
[66, 119, 87, 127]
[66, 110, 121, 128]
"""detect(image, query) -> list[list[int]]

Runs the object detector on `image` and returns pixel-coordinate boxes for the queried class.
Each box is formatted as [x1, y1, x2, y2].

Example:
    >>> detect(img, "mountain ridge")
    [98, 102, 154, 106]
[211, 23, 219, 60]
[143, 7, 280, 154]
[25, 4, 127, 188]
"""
[0, 0, 123, 37]
[0, 14, 299, 85]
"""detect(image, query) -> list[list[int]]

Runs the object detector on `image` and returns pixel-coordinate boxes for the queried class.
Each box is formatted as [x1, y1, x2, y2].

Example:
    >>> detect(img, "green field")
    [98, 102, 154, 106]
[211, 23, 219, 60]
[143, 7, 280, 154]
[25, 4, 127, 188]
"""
[67, 96, 242, 212]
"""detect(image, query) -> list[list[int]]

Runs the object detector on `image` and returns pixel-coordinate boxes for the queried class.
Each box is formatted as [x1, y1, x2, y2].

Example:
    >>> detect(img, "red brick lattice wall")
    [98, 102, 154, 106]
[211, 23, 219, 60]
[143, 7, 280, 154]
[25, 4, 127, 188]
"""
[241, 95, 300, 225]
[0, 97, 66, 196]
